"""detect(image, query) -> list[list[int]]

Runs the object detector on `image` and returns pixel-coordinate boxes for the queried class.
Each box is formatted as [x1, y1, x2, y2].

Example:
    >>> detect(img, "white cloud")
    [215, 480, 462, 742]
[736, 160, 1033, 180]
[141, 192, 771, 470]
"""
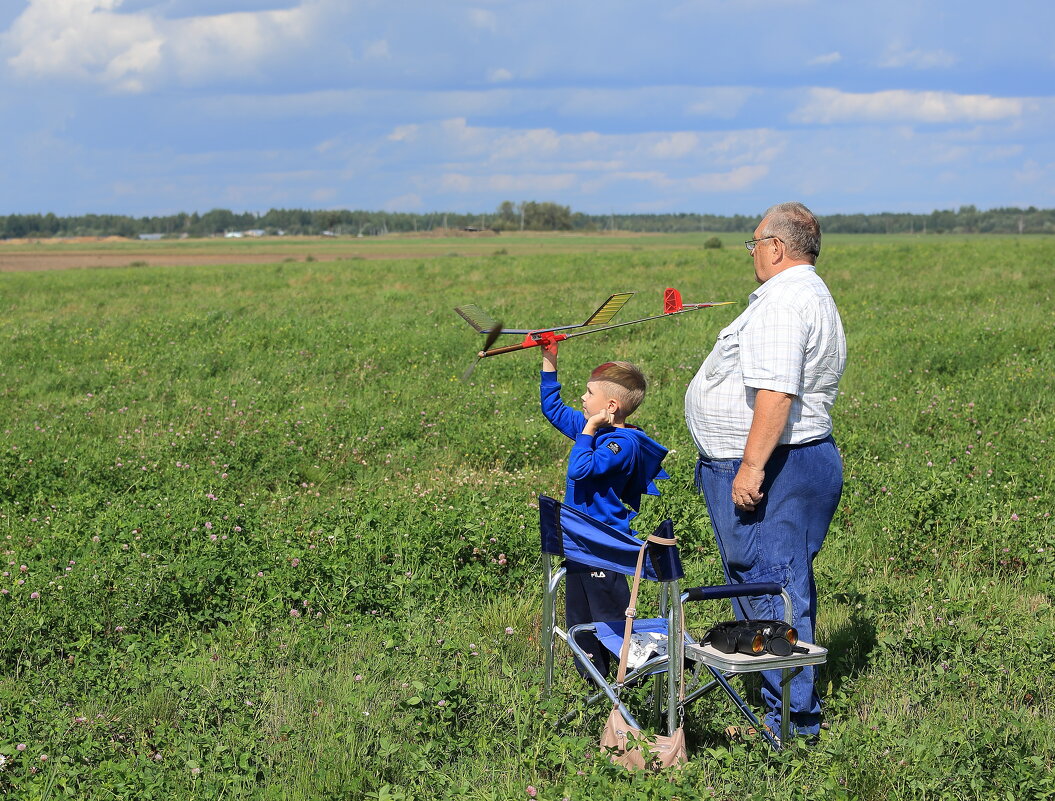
[1013, 160, 1054, 187]
[388, 124, 419, 142]
[363, 39, 390, 60]
[791, 88, 1025, 125]
[588, 164, 770, 195]
[5, 0, 318, 90]
[684, 88, 752, 119]
[164, 7, 315, 84]
[878, 43, 957, 70]
[384, 192, 423, 211]
[808, 51, 842, 67]
[651, 132, 698, 159]
[684, 164, 769, 192]
[487, 67, 513, 83]
[981, 144, 1023, 162]
[439, 173, 577, 193]
[6, 0, 159, 87]
[467, 8, 497, 32]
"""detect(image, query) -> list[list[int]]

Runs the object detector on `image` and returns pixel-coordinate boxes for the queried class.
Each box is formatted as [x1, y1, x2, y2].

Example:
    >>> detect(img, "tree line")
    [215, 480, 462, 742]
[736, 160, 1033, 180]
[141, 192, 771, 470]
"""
[1, 203, 1052, 239]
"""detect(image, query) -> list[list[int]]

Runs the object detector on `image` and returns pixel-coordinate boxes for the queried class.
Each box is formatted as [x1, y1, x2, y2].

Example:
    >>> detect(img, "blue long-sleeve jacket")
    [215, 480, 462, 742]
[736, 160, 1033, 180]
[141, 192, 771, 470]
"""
[540, 371, 669, 534]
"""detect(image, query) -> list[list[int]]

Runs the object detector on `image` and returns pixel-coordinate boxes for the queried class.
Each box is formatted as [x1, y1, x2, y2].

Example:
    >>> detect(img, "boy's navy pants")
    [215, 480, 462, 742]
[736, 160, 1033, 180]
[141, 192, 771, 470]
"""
[564, 564, 630, 679]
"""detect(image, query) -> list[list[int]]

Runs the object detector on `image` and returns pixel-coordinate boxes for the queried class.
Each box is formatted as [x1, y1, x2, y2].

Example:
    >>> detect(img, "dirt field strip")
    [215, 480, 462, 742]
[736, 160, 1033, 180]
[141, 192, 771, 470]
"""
[0, 231, 669, 272]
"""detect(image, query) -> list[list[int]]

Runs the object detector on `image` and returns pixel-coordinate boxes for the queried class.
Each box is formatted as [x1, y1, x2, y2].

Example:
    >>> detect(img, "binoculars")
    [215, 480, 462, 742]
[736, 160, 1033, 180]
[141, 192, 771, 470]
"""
[704, 619, 807, 657]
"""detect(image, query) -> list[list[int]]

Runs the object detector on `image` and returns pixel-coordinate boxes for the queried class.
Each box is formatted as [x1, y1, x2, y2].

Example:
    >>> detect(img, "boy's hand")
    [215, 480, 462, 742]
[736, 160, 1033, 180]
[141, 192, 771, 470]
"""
[583, 409, 615, 434]
[541, 342, 558, 372]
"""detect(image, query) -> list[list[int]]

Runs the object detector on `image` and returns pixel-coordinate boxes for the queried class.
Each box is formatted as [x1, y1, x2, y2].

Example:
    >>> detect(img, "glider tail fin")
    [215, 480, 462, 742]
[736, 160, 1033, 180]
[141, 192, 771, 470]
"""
[663, 287, 683, 314]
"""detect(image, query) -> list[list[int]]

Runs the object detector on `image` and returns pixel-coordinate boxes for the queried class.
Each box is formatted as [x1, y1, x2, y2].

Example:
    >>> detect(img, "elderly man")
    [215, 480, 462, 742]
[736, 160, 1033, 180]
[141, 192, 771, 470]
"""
[685, 201, 846, 741]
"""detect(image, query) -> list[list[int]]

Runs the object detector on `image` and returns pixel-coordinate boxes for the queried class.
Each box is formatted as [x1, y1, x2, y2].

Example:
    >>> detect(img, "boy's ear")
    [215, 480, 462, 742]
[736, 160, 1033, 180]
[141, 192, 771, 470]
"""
[607, 397, 620, 415]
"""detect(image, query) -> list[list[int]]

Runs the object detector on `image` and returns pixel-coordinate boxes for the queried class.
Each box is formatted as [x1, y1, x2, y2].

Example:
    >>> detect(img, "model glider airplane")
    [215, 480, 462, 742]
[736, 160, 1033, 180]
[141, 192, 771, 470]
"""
[455, 288, 733, 377]
[455, 292, 635, 379]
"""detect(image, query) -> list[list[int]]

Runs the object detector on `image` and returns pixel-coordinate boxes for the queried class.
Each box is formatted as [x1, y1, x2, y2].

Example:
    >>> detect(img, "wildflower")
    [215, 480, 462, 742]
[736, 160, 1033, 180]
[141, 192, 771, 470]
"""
[1010, 513, 1020, 522]
[30, 592, 39, 599]
[16, 744, 26, 751]
[39, 754, 48, 762]
[505, 627, 515, 635]
[291, 558, 301, 567]
[0, 754, 6, 770]
[290, 609, 301, 618]
[526, 786, 537, 798]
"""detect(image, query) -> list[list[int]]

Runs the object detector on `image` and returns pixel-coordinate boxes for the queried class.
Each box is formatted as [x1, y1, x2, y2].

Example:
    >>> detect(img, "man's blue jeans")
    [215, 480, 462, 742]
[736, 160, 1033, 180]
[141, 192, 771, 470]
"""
[694, 435, 842, 736]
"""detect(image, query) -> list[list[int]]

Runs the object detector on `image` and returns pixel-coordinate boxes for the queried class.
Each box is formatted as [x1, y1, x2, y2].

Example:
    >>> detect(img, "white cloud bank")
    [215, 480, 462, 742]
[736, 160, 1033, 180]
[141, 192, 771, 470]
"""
[4, 0, 319, 91]
[791, 88, 1025, 125]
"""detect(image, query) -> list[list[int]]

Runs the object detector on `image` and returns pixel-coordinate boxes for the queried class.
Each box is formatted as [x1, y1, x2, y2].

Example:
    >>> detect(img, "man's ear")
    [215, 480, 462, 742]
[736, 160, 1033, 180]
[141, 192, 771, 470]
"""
[771, 236, 787, 260]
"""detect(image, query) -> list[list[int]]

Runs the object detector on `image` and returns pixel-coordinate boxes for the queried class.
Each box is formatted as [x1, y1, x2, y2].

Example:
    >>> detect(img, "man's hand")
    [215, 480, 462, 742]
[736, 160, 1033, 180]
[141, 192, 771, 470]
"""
[583, 408, 615, 435]
[732, 463, 765, 511]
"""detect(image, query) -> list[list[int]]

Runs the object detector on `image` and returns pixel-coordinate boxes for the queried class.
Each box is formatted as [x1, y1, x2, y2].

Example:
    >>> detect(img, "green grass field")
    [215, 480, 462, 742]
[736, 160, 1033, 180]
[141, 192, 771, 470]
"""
[0, 235, 1052, 799]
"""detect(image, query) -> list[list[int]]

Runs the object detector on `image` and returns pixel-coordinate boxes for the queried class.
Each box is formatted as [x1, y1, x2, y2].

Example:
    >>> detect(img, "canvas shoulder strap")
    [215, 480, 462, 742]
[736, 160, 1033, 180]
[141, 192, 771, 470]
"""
[614, 532, 677, 688]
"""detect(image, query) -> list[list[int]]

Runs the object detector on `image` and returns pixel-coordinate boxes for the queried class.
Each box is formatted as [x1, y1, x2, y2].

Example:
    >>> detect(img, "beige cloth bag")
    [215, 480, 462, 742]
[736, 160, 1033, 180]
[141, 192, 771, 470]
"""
[599, 533, 688, 771]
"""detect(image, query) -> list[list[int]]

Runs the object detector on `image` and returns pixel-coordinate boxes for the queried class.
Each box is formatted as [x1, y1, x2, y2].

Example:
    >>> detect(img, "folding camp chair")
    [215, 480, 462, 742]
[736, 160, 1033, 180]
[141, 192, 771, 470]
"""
[539, 495, 686, 739]
[539, 495, 827, 750]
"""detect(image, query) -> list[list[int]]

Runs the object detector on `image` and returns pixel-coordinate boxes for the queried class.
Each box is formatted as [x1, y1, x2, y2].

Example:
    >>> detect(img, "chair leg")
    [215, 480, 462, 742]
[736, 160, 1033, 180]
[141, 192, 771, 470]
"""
[666, 586, 682, 736]
[780, 668, 790, 744]
[542, 556, 563, 696]
[777, 666, 804, 744]
[706, 667, 780, 750]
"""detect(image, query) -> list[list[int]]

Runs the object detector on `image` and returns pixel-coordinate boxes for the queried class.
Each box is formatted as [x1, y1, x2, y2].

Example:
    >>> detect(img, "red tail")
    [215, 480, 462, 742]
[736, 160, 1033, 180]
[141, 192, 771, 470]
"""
[663, 287, 683, 314]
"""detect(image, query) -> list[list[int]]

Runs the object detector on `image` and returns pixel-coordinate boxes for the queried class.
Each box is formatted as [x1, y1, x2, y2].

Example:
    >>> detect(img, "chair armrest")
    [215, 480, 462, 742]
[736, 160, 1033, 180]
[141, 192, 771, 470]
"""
[681, 582, 783, 603]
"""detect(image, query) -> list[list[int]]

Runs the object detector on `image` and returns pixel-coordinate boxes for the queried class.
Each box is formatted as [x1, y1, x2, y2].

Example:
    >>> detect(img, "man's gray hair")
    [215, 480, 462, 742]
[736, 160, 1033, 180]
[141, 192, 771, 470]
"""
[760, 202, 821, 263]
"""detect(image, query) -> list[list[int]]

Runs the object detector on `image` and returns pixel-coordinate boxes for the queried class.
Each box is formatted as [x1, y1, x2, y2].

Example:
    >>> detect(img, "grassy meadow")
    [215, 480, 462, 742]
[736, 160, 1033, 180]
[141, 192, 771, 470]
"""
[0, 234, 1052, 799]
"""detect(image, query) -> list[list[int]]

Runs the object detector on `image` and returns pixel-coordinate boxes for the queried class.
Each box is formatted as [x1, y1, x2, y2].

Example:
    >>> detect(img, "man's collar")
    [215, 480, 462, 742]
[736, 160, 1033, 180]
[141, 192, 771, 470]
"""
[749, 263, 815, 303]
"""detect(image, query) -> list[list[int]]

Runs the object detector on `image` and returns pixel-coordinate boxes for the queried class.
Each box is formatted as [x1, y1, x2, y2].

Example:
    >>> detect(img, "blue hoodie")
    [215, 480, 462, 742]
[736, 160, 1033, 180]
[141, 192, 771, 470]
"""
[540, 371, 669, 535]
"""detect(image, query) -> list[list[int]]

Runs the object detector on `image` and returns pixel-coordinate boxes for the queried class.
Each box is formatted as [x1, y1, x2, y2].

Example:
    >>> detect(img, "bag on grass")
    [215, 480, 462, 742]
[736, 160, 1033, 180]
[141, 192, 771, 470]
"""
[601, 705, 687, 770]
[599, 532, 687, 771]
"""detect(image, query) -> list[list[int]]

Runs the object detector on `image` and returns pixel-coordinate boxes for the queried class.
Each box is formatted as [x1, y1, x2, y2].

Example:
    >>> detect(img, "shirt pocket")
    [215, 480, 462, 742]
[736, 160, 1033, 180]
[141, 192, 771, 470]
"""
[704, 325, 742, 381]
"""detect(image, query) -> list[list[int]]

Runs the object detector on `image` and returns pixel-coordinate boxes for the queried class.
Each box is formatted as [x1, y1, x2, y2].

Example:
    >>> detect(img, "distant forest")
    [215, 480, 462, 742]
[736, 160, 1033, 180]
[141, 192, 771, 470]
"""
[1, 201, 1052, 239]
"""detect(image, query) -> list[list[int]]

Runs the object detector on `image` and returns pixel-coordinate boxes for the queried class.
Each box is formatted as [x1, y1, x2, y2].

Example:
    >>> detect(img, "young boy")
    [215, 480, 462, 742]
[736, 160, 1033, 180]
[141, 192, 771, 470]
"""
[540, 343, 669, 679]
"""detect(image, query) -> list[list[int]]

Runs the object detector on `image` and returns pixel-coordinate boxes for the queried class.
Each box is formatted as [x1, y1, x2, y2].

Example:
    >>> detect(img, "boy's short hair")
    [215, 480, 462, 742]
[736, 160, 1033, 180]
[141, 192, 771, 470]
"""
[590, 361, 647, 416]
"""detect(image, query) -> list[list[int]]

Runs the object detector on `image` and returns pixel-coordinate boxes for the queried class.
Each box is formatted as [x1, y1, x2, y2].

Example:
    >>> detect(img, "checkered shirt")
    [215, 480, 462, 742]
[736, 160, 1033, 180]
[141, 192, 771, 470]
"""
[685, 264, 846, 459]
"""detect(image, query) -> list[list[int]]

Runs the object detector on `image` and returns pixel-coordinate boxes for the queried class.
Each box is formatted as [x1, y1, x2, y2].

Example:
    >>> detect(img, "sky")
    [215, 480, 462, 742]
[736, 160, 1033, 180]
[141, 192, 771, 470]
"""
[1, 0, 1052, 217]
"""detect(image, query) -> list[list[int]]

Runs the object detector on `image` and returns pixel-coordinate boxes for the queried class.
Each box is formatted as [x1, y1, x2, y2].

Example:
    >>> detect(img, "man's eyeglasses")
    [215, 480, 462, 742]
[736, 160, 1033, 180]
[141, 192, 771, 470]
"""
[744, 236, 782, 253]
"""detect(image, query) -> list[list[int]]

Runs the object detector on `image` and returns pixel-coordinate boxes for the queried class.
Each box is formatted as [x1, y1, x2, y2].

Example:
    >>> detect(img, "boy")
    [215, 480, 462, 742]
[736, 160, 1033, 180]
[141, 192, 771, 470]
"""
[540, 342, 669, 678]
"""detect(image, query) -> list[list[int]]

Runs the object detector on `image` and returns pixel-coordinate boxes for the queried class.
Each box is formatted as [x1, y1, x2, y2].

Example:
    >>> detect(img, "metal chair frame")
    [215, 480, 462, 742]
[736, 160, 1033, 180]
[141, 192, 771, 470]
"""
[539, 495, 827, 750]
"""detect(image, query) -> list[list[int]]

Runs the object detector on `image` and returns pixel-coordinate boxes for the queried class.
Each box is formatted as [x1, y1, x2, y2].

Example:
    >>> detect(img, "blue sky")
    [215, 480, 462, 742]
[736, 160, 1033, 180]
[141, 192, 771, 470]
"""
[1, 0, 1052, 217]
